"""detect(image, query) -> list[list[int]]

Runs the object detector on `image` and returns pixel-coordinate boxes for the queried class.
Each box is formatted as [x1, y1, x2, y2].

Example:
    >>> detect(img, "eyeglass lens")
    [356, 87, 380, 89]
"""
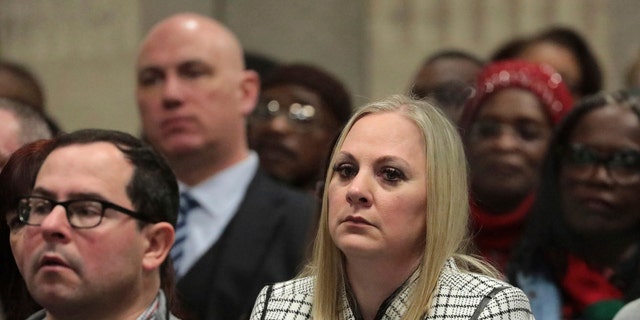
[19, 197, 106, 228]
[252, 100, 317, 128]
[563, 144, 640, 184]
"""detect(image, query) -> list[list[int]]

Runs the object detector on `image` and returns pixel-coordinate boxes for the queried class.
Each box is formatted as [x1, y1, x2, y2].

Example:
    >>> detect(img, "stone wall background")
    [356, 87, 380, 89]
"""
[0, 0, 637, 134]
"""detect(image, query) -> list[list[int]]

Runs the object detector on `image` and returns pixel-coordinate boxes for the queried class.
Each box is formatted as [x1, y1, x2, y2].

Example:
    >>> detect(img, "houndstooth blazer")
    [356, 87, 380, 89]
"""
[250, 258, 534, 320]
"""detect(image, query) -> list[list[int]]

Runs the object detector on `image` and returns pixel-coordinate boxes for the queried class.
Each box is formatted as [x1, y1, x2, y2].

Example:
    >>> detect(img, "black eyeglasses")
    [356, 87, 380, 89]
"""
[251, 100, 319, 131]
[562, 144, 640, 185]
[17, 196, 150, 229]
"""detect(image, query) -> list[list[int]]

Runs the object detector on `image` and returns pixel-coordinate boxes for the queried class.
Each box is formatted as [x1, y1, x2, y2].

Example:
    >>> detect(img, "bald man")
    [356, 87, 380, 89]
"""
[136, 13, 317, 320]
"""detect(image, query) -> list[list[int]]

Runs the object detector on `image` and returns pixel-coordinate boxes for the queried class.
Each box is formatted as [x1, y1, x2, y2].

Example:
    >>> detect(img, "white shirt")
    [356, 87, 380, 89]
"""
[175, 151, 259, 278]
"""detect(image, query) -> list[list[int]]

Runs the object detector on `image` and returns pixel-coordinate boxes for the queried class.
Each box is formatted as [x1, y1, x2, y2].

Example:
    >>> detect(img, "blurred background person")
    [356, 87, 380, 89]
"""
[408, 49, 484, 123]
[0, 60, 62, 135]
[0, 96, 53, 320]
[136, 13, 317, 320]
[459, 60, 574, 274]
[248, 63, 352, 194]
[0, 98, 53, 171]
[0, 140, 54, 320]
[491, 26, 603, 100]
[0, 60, 45, 112]
[244, 52, 280, 82]
[509, 90, 640, 320]
[624, 50, 640, 93]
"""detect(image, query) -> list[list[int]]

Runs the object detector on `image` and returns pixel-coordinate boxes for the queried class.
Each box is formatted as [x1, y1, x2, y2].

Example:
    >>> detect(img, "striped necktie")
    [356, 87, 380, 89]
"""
[171, 192, 199, 276]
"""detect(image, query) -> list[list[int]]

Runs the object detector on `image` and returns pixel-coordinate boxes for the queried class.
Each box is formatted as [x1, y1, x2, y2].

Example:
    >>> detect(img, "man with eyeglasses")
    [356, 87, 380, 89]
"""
[135, 13, 317, 320]
[5, 129, 181, 320]
[248, 63, 352, 194]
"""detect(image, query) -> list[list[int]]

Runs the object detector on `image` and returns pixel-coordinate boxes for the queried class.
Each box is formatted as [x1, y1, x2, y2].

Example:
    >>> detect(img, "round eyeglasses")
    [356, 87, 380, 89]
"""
[251, 100, 320, 131]
[17, 196, 151, 229]
[562, 144, 640, 185]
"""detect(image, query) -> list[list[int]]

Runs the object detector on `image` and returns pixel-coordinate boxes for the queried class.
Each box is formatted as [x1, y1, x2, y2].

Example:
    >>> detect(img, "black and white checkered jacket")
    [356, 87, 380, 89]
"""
[250, 259, 533, 319]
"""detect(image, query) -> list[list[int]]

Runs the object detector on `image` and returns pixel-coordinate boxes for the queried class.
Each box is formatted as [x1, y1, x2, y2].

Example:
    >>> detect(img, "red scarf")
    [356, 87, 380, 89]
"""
[561, 254, 623, 318]
[470, 194, 535, 273]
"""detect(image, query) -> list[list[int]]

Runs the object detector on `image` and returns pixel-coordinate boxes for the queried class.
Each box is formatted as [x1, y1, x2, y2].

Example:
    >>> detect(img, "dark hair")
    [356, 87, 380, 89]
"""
[490, 26, 603, 97]
[0, 139, 55, 319]
[411, 49, 485, 99]
[244, 52, 280, 80]
[0, 60, 45, 112]
[508, 90, 640, 299]
[424, 49, 485, 67]
[490, 37, 529, 62]
[532, 26, 602, 96]
[0, 61, 63, 135]
[261, 63, 352, 126]
[51, 129, 179, 226]
[40, 129, 182, 313]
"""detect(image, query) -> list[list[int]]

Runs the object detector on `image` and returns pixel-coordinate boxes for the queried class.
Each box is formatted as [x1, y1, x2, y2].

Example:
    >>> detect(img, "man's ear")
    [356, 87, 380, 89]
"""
[239, 69, 260, 116]
[141, 222, 174, 271]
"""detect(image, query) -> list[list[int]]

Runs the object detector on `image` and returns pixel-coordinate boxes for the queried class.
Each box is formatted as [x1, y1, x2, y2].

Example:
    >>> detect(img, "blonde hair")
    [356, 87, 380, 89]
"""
[302, 95, 496, 319]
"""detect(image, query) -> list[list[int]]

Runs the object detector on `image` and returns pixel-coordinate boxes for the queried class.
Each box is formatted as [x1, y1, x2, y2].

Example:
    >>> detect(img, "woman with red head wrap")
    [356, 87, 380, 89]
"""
[460, 60, 573, 274]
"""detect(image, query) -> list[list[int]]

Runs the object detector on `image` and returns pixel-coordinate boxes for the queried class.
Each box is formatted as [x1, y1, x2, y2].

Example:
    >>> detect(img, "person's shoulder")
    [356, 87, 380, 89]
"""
[250, 170, 316, 203]
[432, 266, 533, 319]
[614, 298, 640, 320]
[440, 268, 514, 297]
[250, 277, 314, 320]
[254, 276, 315, 302]
[270, 276, 315, 296]
[24, 309, 47, 320]
[247, 170, 318, 221]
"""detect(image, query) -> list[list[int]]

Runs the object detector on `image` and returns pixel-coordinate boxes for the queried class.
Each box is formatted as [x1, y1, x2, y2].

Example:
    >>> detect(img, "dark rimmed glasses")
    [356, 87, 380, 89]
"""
[562, 144, 640, 185]
[17, 196, 150, 229]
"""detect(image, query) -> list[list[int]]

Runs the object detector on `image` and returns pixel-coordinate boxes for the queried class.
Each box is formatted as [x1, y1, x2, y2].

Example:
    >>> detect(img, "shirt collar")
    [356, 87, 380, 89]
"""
[179, 151, 259, 216]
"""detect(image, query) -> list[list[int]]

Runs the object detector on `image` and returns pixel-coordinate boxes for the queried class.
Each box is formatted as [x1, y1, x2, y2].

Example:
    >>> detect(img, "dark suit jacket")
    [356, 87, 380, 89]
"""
[176, 170, 318, 320]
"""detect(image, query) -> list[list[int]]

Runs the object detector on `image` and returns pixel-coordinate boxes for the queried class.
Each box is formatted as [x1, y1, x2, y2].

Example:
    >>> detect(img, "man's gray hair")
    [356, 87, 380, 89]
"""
[0, 97, 52, 144]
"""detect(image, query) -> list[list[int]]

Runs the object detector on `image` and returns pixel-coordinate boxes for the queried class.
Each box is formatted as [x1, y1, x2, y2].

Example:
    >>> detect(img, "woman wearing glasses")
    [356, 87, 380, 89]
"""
[508, 90, 640, 320]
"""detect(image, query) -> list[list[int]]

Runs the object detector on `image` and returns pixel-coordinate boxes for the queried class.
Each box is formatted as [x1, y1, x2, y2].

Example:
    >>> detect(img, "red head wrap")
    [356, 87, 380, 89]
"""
[460, 59, 574, 133]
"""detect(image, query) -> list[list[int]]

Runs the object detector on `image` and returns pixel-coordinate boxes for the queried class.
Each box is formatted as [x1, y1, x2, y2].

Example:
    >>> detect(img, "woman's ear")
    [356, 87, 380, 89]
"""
[141, 222, 175, 271]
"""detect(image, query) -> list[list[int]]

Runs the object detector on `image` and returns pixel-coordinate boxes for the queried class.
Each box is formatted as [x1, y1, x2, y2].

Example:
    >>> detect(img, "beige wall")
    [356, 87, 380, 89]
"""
[0, 0, 637, 134]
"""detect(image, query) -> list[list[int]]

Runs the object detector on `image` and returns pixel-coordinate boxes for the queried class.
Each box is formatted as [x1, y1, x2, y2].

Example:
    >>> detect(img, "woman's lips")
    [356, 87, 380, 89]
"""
[344, 215, 373, 226]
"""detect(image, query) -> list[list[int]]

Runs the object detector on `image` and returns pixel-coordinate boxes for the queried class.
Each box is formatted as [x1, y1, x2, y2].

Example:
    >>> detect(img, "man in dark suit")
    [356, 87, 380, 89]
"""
[135, 13, 317, 320]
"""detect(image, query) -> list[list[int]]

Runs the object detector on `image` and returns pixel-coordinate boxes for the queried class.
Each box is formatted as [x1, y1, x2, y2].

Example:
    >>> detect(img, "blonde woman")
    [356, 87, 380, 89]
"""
[250, 95, 533, 319]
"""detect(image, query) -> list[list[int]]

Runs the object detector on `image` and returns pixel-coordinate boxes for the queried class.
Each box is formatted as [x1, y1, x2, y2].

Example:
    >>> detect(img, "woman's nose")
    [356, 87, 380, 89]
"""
[345, 172, 372, 206]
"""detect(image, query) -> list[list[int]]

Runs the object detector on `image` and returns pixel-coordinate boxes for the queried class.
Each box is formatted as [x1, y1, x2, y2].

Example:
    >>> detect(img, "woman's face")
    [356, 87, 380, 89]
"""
[467, 89, 553, 211]
[328, 112, 427, 264]
[560, 105, 640, 236]
[248, 84, 341, 189]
